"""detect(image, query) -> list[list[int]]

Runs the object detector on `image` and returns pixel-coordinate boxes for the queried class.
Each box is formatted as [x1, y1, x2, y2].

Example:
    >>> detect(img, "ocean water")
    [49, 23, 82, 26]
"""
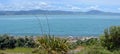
[0, 15, 120, 37]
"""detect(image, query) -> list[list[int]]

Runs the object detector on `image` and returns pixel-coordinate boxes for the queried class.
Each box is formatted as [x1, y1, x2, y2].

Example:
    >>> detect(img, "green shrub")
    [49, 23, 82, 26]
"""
[0, 34, 16, 49]
[100, 26, 120, 51]
[113, 50, 120, 54]
[0, 34, 36, 50]
[15, 36, 36, 48]
[84, 38, 99, 46]
[76, 38, 99, 46]
[34, 36, 70, 54]
[77, 46, 112, 54]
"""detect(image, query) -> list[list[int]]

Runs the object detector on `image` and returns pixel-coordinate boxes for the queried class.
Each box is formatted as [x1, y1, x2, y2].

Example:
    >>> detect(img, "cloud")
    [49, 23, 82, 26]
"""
[0, 1, 51, 11]
[64, 5, 81, 11]
[0, 0, 119, 12]
[71, 6, 81, 10]
[40, 2, 48, 6]
[86, 5, 99, 10]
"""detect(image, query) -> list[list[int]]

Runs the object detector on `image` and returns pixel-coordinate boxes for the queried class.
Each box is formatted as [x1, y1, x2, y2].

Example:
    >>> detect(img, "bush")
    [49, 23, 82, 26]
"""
[84, 38, 99, 46]
[34, 36, 70, 54]
[77, 46, 112, 54]
[15, 36, 36, 48]
[100, 26, 120, 51]
[0, 34, 16, 49]
[75, 38, 99, 46]
[0, 35, 36, 50]
[113, 50, 120, 54]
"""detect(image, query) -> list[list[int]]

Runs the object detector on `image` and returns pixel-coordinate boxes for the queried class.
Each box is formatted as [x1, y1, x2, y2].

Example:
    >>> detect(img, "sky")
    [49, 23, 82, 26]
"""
[0, 0, 120, 12]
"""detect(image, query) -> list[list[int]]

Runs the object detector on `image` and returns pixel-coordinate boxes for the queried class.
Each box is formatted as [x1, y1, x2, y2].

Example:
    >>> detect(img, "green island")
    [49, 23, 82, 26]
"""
[0, 26, 120, 54]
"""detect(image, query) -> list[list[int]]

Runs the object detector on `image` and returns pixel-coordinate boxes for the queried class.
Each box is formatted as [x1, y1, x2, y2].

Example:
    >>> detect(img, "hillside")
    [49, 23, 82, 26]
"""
[0, 10, 120, 15]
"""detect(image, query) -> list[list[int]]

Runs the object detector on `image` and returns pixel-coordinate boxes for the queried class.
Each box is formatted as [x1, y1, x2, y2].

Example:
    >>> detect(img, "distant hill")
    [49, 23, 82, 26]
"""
[0, 10, 120, 15]
[86, 10, 104, 14]
[85, 10, 120, 15]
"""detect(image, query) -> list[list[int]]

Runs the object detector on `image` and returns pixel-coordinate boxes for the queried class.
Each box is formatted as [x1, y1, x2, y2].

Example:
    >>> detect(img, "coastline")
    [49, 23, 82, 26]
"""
[5, 34, 99, 43]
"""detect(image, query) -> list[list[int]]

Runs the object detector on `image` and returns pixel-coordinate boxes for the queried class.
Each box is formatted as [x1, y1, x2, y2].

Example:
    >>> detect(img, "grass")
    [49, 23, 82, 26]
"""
[34, 36, 70, 54]
[0, 47, 36, 54]
[76, 45, 113, 54]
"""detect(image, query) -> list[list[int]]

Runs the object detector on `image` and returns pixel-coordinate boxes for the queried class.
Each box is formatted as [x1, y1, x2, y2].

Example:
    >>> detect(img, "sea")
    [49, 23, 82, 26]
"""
[0, 15, 120, 37]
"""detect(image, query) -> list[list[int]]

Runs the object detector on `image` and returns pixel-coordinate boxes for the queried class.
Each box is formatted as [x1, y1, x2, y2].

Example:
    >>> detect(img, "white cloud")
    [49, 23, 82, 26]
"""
[20, 2, 50, 10]
[0, 0, 119, 12]
[40, 2, 48, 6]
[65, 5, 81, 11]
[0, 1, 51, 11]
[86, 5, 99, 10]
[71, 6, 81, 10]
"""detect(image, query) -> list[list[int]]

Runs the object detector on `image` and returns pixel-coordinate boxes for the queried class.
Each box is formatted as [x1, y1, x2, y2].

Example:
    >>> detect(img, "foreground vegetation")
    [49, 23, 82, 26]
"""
[0, 35, 36, 50]
[0, 26, 120, 54]
[0, 47, 34, 54]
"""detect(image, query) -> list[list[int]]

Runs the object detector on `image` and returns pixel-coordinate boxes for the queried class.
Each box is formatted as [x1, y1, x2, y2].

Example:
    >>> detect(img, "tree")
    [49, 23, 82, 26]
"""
[100, 26, 120, 51]
[0, 34, 36, 50]
[0, 34, 16, 49]
[15, 37, 25, 47]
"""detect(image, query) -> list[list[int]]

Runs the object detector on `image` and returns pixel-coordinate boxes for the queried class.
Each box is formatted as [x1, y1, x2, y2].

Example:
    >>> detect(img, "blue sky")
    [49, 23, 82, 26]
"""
[0, 0, 120, 12]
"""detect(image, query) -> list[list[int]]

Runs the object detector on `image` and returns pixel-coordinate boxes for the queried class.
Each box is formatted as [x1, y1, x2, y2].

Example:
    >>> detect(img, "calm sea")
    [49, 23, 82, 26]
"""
[0, 15, 120, 37]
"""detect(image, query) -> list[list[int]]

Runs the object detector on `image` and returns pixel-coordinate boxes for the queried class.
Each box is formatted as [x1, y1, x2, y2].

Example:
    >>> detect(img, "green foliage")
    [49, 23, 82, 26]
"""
[76, 38, 99, 46]
[34, 36, 70, 54]
[112, 50, 120, 54]
[0, 47, 34, 54]
[68, 38, 99, 53]
[84, 38, 99, 46]
[100, 26, 120, 51]
[69, 42, 78, 49]
[0, 34, 16, 49]
[16, 36, 36, 48]
[0, 34, 36, 50]
[77, 46, 112, 54]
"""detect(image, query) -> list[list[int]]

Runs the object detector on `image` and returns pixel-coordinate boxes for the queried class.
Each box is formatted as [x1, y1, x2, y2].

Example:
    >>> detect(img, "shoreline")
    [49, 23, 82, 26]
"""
[4, 34, 99, 43]
[4, 34, 100, 37]
[1, 34, 99, 43]
[2, 34, 99, 39]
